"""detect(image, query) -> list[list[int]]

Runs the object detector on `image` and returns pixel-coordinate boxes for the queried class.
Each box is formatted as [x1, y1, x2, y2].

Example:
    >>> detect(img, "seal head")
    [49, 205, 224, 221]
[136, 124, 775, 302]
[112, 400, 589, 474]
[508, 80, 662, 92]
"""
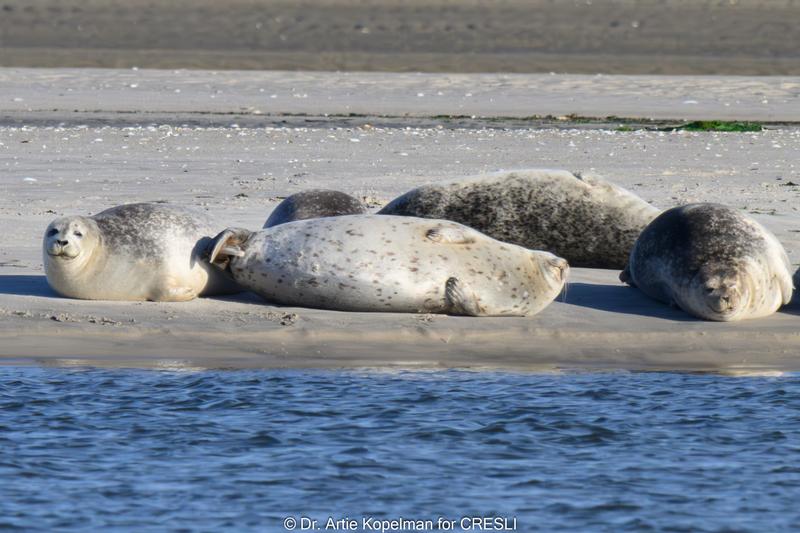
[44, 216, 100, 263]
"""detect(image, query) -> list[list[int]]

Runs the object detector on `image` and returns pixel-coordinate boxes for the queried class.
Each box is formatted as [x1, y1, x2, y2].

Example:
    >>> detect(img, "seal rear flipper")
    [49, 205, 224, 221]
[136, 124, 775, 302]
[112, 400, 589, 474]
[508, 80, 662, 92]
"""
[619, 265, 635, 286]
[426, 226, 477, 245]
[445, 277, 483, 316]
[206, 228, 252, 269]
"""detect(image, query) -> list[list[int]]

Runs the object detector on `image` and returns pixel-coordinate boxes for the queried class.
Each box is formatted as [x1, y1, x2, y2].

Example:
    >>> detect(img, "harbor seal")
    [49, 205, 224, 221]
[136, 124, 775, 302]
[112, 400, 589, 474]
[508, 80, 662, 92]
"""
[264, 189, 367, 228]
[378, 169, 661, 269]
[44, 203, 241, 301]
[207, 215, 568, 316]
[621, 203, 794, 321]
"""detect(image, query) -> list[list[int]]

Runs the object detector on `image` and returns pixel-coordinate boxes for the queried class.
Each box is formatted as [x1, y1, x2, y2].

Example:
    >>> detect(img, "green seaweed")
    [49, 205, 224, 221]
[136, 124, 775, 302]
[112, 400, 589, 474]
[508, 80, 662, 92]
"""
[665, 121, 764, 132]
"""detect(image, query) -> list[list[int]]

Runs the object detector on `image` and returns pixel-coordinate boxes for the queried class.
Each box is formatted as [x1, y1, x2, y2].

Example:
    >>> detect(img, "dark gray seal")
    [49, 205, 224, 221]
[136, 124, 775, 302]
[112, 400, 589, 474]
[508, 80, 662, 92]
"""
[621, 203, 794, 321]
[264, 189, 367, 228]
[378, 169, 660, 269]
[44, 203, 240, 301]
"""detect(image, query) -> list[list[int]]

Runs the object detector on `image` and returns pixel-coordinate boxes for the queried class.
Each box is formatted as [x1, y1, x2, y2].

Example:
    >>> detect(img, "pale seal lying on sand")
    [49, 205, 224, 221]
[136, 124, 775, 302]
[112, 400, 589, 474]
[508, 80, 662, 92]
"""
[378, 169, 660, 269]
[621, 203, 794, 321]
[264, 189, 367, 228]
[207, 215, 568, 316]
[44, 203, 240, 301]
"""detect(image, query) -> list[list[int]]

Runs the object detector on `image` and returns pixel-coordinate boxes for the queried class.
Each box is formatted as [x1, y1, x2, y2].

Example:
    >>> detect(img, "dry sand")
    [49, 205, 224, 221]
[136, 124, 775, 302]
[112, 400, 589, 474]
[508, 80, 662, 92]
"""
[1, 0, 800, 75]
[1, 68, 799, 371]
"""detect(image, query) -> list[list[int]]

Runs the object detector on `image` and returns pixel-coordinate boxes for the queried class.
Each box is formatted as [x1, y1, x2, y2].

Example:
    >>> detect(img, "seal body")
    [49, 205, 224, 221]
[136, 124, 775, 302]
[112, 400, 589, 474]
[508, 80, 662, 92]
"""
[621, 203, 794, 321]
[208, 215, 568, 316]
[43, 203, 240, 301]
[378, 169, 660, 269]
[264, 189, 367, 228]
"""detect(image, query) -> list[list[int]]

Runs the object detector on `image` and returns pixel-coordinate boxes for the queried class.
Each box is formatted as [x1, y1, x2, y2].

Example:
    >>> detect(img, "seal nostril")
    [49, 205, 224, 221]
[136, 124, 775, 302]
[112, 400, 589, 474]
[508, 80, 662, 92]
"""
[57, 240, 69, 246]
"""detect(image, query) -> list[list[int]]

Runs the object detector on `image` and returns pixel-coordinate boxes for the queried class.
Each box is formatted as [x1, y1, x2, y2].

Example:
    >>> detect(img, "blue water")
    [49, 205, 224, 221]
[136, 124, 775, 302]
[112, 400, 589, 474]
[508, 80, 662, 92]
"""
[2, 368, 800, 532]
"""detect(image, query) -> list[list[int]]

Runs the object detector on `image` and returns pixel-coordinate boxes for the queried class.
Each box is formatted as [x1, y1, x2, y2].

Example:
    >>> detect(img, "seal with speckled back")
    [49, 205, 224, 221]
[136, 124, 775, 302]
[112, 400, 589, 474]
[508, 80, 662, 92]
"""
[621, 203, 794, 321]
[264, 189, 367, 228]
[378, 169, 661, 269]
[43, 203, 241, 301]
[207, 215, 568, 316]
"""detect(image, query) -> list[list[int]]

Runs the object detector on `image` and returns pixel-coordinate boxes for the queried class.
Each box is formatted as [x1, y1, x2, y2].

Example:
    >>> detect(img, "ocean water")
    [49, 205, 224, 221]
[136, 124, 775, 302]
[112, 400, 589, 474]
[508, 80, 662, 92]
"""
[1, 368, 800, 532]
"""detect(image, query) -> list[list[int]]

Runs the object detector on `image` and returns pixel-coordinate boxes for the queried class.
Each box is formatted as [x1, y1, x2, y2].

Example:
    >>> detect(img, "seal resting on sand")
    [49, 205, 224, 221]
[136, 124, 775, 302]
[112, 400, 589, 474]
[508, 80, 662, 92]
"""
[207, 215, 568, 316]
[43, 203, 240, 301]
[378, 169, 660, 269]
[621, 203, 793, 321]
[264, 189, 367, 228]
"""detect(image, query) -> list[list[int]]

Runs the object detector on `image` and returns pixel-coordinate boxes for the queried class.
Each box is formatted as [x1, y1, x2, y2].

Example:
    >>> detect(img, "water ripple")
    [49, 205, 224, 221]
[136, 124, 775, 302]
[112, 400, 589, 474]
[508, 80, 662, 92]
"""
[2, 368, 800, 531]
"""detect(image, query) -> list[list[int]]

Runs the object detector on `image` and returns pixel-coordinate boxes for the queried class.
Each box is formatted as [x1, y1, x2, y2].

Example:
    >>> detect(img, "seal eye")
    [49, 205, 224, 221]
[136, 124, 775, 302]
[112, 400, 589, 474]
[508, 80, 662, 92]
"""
[47, 228, 58, 237]
[74, 231, 83, 238]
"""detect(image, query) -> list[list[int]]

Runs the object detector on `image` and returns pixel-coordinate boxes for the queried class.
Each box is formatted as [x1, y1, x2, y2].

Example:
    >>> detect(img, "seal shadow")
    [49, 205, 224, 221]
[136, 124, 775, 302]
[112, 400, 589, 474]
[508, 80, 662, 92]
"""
[780, 282, 800, 316]
[784, 269, 800, 315]
[561, 282, 697, 321]
[0, 275, 57, 297]
[205, 290, 270, 306]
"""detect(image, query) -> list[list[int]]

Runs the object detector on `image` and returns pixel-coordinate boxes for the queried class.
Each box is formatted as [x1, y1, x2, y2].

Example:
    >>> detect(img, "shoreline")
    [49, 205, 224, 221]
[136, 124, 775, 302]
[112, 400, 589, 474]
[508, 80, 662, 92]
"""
[2, 269, 799, 373]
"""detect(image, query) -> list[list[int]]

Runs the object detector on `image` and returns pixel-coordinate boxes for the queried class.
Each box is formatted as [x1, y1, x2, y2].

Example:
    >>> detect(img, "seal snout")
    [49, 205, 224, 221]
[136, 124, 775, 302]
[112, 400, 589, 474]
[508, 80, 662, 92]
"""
[45, 232, 78, 259]
[707, 292, 735, 313]
[545, 256, 570, 284]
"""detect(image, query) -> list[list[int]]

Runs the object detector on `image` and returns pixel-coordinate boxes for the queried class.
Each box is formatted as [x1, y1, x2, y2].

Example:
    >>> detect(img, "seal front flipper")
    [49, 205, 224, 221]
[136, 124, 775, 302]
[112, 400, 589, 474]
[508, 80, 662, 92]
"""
[150, 285, 197, 302]
[445, 277, 483, 316]
[207, 228, 252, 270]
[426, 226, 476, 245]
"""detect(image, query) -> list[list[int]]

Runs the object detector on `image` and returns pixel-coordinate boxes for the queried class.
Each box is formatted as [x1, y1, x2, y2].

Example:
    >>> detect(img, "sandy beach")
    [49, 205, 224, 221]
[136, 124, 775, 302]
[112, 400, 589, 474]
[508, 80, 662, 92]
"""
[1, 68, 799, 371]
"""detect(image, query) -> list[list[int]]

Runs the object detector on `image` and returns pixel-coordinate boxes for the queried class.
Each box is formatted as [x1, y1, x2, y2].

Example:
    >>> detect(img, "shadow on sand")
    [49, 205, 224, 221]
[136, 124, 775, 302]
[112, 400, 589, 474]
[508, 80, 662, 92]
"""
[1, 275, 797, 319]
[0, 275, 57, 297]
[562, 282, 696, 321]
[781, 289, 800, 316]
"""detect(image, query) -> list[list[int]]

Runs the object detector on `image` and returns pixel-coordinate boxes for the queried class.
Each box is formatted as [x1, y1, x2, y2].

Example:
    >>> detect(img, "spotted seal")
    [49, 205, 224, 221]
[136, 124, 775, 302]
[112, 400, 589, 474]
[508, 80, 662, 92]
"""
[207, 215, 568, 316]
[621, 203, 794, 321]
[378, 169, 660, 269]
[264, 189, 367, 228]
[43, 203, 241, 301]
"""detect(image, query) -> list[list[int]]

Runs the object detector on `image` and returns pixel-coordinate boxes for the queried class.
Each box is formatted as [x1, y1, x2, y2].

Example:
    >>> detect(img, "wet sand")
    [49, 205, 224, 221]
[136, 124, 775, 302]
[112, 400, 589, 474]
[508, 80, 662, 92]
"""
[2, 68, 800, 122]
[1, 68, 799, 372]
[1, 0, 799, 75]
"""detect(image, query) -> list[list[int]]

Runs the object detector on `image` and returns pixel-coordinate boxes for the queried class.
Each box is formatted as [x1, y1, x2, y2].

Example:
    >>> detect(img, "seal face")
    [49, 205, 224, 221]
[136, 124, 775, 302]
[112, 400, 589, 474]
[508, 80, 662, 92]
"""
[621, 203, 794, 321]
[208, 215, 568, 316]
[378, 169, 660, 269]
[264, 189, 367, 228]
[43, 203, 240, 301]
